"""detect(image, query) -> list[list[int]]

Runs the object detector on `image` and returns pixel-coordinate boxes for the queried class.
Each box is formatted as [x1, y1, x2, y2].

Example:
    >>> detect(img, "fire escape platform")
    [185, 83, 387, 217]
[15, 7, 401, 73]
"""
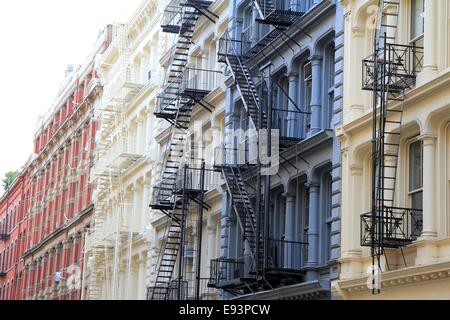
[231, 280, 330, 300]
[256, 10, 304, 27]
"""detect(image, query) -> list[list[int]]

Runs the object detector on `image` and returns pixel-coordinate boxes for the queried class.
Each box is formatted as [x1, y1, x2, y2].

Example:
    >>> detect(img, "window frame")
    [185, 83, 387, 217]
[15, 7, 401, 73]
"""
[409, 0, 425, 46]
[407, 138, 423, 210]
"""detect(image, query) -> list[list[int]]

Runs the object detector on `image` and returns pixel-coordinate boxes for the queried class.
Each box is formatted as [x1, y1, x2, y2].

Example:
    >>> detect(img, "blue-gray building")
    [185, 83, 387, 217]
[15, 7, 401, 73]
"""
[210, 0, 344, 300]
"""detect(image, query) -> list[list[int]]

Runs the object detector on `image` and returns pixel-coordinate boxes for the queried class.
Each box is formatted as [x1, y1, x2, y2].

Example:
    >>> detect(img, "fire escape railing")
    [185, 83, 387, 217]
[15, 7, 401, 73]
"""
[149, 0, 218, 301]
[361, 207, 423, 249]
[362, 43, 424, 94]
[266, 238, 308, 271]
[360, 1, 425, 294]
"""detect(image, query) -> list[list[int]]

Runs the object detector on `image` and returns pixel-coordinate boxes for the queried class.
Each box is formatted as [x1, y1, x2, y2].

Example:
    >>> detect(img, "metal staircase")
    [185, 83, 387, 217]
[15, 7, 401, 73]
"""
[156, 0, 217, 120]
[240, 0, 304, 61]
[148, 0, 218, 300]
[360, 0, 424, 292]
[216, 147, 260, 266]
[151, 103, 195, 212]
[149, 181, 190, 300]
[218, 32, 267, 129]
[254, 0, 304, 27]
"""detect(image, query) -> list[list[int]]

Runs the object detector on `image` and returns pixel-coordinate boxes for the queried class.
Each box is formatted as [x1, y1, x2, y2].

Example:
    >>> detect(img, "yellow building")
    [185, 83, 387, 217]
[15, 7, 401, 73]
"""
[333, 0, 450, 299]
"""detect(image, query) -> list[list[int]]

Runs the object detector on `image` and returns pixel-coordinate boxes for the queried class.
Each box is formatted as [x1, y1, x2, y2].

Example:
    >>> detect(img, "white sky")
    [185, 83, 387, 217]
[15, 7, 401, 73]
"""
[0, 0, 143, 195]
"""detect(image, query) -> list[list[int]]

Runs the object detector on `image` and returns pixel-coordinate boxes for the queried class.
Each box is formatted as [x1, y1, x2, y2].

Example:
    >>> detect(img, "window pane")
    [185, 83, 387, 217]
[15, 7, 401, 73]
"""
[411, 0, 424, 40]
[409, 140, 423, 191]
[411, 191, 423, 239]
[411, 190, 423, 211]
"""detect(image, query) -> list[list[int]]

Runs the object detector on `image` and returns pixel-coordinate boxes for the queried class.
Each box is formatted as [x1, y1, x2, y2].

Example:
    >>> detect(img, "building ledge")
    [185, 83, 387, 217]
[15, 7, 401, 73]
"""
[336, 260, 450, 296]
[23, 204, 94, 258]
[232, 280, 330, 300]
[282, 129, 334, 161]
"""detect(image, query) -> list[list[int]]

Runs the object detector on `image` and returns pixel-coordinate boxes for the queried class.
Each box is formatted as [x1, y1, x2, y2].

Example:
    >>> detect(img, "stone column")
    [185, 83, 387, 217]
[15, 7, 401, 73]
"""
[130, 184, 139, 232]
[206, 217, 217, 276]
[422, 0, 438, 79]
[141, 178, 151, 233]
[145, 107, 154, 155]
[283, 193, 296, 269]
[137, 253, 147, 300]
[287, 73, 299, 138]
[349, 165, 364, 257]
[306, 182, 320, 280]
[136, 117, 144, 155]
[309, 56, 323, 136]
[420, 135, 437, 238]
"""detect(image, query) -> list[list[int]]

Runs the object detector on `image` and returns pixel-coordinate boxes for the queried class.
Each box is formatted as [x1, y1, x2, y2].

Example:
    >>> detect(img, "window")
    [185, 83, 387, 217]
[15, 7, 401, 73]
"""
[324, 174, 333, 262]
[408, 140, 423, 238]
[303, 62, 312, 135]
[410, 0, 425, 46]
[325, 44, 335, 128]
[303, 186, 310, 264]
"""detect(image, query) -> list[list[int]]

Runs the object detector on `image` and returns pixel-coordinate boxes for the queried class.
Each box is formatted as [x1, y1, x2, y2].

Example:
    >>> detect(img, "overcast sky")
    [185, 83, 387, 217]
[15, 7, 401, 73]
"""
[0, 0, 143, 195]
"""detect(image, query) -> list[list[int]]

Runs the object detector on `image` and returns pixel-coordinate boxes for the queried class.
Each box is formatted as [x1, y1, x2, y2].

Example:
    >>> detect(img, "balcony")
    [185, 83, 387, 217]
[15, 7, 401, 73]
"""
[271, 109, 305, 149]
[362, 43, 424, 93]
[91, 203, 139, 247]
[102, 65, 145, 108]
[208, 257, 256, 291]
[174, 166, 221, 195]
[265, 239, 307, 284]
[361, 207, 423, 249]
[103, 137, 143, 173]
[147, 278, 218, 300]
[255, 0, 305, 27]
[161, 2, 184, 34]
[155, 68, 220, 120]
[151, 173, 178, 210]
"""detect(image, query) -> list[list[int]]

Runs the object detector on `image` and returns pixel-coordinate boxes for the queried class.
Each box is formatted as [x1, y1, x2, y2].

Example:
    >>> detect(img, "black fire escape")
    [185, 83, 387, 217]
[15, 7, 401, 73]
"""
[0, 217, 10, 242]
[208, 0, 309, 297]
[0, 218, 9, 278]
[148, 0, 218, 300]
[359, 0, 424, 293]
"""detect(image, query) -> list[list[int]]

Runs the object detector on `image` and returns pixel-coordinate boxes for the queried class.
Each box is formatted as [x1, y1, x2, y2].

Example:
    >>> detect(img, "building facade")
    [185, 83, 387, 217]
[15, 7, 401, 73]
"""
[202, 0, 344, 300]
[145, 0, 344, 301]
[147, 0, 228, 300]
[333, 0, 450, 299]
[0, 166, 32, 300]
[88, 0, 168, 300]
[18, 32, 106, 300]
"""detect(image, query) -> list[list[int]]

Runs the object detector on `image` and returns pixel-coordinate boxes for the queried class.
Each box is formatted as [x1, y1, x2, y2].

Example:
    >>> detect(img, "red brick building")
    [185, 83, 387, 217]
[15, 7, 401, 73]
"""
[0, 26, 111, 300]
[0, 167, 31, 300]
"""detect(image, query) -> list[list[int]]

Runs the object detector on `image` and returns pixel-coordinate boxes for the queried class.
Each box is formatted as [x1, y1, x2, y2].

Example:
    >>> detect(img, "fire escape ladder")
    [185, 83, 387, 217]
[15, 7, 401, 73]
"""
[219, 32, 267, 129]
[221, 163, 258, 268]
[149, 191, 190, 300]
[360, 0, 425, 287]
[151, 103, 194, 212]
[149, 0, 218, 300]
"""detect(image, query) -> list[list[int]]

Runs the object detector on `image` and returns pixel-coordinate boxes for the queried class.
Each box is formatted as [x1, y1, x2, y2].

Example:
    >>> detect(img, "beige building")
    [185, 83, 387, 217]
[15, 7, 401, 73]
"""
[87, 0, 168, 300]
[147, 0, 229, 300]
[333, 0, 450, 299]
